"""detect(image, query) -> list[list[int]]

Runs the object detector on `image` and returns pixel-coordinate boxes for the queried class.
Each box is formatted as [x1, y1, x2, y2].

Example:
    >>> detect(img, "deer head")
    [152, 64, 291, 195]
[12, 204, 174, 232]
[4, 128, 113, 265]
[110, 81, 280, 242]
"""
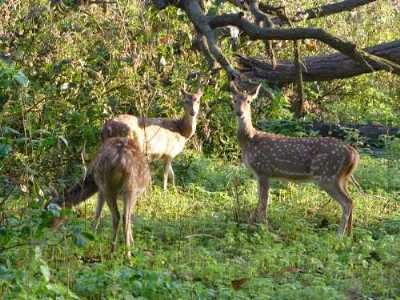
[181, 88, 203, 117]
[230, 81, 261, 120]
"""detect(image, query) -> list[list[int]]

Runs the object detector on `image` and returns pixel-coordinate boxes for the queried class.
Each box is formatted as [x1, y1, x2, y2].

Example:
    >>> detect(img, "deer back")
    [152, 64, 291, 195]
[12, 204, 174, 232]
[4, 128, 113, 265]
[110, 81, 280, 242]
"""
[101, 114, 189, 160]
[243, 133, 355, 181]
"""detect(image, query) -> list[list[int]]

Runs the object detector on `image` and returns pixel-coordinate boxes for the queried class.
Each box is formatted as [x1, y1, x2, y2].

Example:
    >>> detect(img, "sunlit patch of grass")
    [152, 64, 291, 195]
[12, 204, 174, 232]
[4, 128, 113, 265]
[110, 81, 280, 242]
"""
[2, 151, 400, 299]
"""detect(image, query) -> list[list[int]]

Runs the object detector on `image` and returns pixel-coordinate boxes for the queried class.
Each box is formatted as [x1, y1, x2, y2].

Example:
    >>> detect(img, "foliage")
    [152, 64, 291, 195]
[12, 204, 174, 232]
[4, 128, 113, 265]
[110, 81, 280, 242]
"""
[1, 152, 400, 299]
[0, 0, 400, 299]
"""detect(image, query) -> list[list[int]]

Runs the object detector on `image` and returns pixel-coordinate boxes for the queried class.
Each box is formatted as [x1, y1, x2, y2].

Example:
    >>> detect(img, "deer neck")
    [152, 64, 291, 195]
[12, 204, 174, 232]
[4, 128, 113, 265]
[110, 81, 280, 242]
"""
[179, 112, 197, 139]
[237, 114, 256, 149]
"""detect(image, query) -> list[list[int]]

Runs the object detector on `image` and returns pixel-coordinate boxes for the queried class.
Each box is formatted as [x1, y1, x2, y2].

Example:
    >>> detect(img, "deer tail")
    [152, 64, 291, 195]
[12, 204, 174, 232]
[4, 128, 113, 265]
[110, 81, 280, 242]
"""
[343, 145, 359, 179]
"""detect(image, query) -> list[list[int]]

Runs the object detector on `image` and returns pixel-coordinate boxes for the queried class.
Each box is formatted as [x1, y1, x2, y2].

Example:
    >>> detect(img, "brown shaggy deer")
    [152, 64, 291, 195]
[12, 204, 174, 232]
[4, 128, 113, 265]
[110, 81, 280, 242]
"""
[101, 88, 203, 190]
[90, 137, 151, 256]
[47, 135, 151, 256]
[231, 82, 359, 235]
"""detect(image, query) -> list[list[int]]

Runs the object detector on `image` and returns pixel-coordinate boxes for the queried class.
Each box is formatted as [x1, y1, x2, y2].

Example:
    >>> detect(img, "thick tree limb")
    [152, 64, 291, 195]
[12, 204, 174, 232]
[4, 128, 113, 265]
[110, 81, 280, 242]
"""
[151, 0, 395, 79]
[192, 32, 218, 68]
[237, 40, 400, 84]
[180, 0, 239, 78]
[208, 13, 400, 75]
[247, 0, 276, 66]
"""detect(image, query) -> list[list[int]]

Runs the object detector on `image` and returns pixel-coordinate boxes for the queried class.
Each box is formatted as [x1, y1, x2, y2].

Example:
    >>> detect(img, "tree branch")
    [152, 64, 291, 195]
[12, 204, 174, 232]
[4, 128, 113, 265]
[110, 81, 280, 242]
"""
[237, 40, 400, 84]
[247, 0, 276, 67]
[255, 0, 377, 26]
[288, 0, 376, 23]
[150, 0, 395, 80]
[180, 0, 239, 78]
[208, 13, 400, 75]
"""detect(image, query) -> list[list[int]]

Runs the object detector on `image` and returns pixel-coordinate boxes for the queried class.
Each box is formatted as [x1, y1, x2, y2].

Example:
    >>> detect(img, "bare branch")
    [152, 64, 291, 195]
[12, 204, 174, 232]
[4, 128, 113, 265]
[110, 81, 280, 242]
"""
[181, 0, 239, 78]
[151, 0, 395, 80]
[192, 32, 217, 69]
[287, 0, 377, 23]
[247, 0, 276, 67]
[208, 13, 400, 74]
[238, 40, 400, 84]
[227, 0, 376, 25]
[247, 0, 273, 28]
[255, 0, 377, 26]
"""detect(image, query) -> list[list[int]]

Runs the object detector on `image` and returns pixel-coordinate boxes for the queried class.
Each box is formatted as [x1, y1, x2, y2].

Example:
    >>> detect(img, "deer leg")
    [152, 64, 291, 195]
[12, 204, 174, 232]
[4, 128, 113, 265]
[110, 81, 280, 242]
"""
[163, 158, 174, 191]
[340, 177, 354, 235]
[168, 163, 175, 187]
[319, 180, 353, 236]
[93, 191, 105, 231]
[251, 176, 270, 224]
[105, 193, 120, 253]
[123, 189, 137, 258]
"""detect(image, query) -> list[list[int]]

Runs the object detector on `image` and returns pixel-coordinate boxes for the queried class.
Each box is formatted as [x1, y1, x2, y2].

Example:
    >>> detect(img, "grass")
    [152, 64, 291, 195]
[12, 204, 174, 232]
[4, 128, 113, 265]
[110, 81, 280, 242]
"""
[1, 151, 400, 299]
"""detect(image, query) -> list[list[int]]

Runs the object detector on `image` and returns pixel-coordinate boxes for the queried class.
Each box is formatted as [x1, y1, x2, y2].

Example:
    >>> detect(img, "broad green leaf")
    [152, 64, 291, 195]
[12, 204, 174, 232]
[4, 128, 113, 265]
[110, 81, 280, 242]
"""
[14, 70, 29, 87]
[81, 231, 95, 241]
[40, 264, 50, 283]
[0, 144, 11, 158]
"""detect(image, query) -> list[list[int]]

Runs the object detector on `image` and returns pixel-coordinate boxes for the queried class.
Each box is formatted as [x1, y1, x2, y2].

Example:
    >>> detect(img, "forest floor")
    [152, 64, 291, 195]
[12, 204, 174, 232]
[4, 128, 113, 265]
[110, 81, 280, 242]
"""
[1, 150, 400, 299]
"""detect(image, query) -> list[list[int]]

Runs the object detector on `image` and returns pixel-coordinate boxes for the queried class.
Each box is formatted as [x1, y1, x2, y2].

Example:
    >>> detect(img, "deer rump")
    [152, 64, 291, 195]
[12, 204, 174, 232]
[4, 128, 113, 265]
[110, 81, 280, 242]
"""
[91, 137, 151, 256]
[91, 137, 150, 194]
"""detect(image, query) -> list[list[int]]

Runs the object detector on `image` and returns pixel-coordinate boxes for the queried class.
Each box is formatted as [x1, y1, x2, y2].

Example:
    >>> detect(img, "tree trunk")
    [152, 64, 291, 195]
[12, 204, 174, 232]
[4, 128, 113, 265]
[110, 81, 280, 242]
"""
[238, 40, 400, 84]
[306, 122, 400, 147]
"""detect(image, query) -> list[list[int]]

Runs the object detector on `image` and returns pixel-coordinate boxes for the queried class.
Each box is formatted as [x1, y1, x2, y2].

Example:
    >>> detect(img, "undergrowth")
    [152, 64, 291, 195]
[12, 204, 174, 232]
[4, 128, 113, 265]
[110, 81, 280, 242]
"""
[1, 151, 399, 299]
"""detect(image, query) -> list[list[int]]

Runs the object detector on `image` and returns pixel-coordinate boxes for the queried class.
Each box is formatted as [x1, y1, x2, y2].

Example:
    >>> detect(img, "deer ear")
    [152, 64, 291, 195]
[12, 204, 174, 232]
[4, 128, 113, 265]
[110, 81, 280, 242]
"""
[249, 84, 261, 100]
[181, 88, 190, 98]
[229, 81, 240, 95]
[194, 89, 203, 99]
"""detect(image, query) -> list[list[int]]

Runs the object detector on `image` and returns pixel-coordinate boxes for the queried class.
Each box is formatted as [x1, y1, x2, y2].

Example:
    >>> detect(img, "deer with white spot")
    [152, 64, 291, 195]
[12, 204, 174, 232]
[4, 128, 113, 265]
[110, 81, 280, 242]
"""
[101, 88, 203, 190]
[231, 81, 359, 235]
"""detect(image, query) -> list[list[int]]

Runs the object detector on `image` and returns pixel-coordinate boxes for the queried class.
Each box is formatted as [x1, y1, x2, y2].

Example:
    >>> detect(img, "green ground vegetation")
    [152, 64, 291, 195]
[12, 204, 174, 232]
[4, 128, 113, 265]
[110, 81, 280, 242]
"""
[1, 0, 400, 299]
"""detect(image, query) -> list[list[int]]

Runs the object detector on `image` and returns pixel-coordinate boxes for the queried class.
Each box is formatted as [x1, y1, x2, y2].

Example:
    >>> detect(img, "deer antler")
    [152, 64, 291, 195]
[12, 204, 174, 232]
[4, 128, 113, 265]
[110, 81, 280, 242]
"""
[181, 83, 190, 96]
[229, 81, 241, 95]
[195, 88, 203, 97]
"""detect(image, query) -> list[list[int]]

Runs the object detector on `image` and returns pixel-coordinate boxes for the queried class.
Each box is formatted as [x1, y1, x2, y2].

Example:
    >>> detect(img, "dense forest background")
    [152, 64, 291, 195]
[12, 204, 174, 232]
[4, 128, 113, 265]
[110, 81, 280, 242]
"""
[0, 0, 399, 298]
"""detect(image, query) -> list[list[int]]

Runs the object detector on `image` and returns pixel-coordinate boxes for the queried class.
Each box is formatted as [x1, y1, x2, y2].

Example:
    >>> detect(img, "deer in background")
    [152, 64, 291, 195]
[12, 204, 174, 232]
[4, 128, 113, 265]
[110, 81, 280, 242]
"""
[231, 81, 359, 235]
[46, 89, 202, 229]
[101, 88, 203, 190]
[90, 136, 151, 256]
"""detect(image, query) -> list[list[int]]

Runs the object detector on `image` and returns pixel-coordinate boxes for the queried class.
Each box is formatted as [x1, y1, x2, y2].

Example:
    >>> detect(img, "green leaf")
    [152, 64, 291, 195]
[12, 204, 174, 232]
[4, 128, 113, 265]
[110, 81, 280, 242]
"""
[0, 144, 11, 158]
[0, 266, 14, 281]
[14, 70, 29, 87]
[40, 264, 50, 283]
[59, 135, 69, 147]
[73, 232, 86, 247]
[1, 126, 20, 135]
[81, 231, 95, 241]
[46, 283, 80, 299]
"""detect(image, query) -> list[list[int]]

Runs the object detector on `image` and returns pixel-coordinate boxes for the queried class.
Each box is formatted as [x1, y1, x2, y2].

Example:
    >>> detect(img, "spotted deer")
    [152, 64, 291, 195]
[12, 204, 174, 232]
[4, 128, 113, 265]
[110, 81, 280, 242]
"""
[91, 137, 151, 256]
[101, 88, 203, 190]
[231, 82, 359, 235]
